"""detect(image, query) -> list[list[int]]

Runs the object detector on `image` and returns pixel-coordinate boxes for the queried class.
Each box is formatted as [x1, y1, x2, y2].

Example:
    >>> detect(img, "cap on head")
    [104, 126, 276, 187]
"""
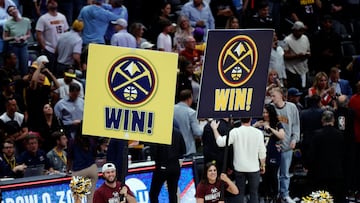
[111, 18, 128, 27]
[64, 69, 76, 78]
[288, 87, 303, 97]
[292, 21, 305, 30]
[36, 55, 49, 65]
[102, 163, 116, 173]
[140, 41, 155, 49]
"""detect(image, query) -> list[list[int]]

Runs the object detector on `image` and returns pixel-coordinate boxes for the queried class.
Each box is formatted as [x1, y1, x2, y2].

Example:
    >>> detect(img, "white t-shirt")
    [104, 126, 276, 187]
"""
[36, 12, 69, 53]
[157, 32, 172, 52]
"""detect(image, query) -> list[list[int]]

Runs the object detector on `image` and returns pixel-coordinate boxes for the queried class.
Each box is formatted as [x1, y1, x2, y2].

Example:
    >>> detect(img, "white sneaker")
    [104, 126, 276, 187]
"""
[282, 196, 296, 203]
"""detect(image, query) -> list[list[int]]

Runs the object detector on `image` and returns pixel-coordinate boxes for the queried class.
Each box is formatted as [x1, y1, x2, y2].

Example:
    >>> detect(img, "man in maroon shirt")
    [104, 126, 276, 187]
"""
[93, 163, 136, 203]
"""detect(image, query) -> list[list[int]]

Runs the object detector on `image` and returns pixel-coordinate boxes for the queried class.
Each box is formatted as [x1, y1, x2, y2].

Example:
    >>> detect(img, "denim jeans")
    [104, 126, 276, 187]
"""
[279, 150, 293, 198]
[235, 171, 261, 203]
[8, 43, 29, 76]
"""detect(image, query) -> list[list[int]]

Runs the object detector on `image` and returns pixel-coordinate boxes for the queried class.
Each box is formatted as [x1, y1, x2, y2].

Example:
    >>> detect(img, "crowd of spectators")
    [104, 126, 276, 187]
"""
[0, 0, 359, 202]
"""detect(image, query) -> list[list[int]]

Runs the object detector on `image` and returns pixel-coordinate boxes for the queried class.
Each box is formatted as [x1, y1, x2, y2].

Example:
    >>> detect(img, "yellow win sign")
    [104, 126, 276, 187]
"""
[83, 44, 178, 144]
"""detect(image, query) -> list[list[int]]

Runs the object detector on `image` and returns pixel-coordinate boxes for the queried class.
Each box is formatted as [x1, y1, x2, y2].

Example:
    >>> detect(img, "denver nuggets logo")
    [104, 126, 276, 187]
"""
[218, 35, 258, 87]
[107, 56, 157, 107]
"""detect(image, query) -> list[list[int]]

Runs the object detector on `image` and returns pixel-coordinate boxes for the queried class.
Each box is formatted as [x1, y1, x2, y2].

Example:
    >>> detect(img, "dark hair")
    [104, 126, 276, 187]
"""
[306, 95, 321, 107]
[69, 82, 81, 92]
[178, 89, 192, 101]
[256, 0, 269, 10]
[159, 19, 172, 30]
[240, 117, 251, 123]
[2, 138, 15, 148]
[6, 5, 16, 14]
[178, 56, 192, 72]
[264, 104, 280, 128]
[200, 161, 218, 184]
[52, 131, 65, 141]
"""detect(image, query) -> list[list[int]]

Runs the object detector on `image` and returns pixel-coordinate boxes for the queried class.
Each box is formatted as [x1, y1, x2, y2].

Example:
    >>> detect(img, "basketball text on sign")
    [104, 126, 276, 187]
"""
[197, 29, 273, 118]
[83, 44, 178, 144]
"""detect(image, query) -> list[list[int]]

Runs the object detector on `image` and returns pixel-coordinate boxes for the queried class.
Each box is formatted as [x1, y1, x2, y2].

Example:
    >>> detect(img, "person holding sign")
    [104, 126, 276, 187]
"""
[211, 118, 266, 203]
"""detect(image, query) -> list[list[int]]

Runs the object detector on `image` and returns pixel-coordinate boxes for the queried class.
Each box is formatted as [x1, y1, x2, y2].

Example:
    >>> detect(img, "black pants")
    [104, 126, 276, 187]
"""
[149, 161, 180, 203]
[286, 70, 302, 90]
[260, 164, 279, 197]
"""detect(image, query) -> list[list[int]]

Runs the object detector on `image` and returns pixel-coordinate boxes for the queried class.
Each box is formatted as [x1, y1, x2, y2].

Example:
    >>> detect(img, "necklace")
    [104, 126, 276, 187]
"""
[3, 155, 15, 169]
[53, 147, 67, 164]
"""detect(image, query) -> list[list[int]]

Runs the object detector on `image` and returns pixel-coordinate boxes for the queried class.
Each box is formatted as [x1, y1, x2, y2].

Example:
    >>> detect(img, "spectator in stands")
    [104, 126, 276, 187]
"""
[211, 117, 266, 203]
[173, 15, 194, 52]
[46, 131, 67, 173]
[311, 15, 342, 73]
[181, 0, 215, 41]
[0, 98, 28, 148]
[55, 68, 84, 101]
[175, 57, 200, 108]
[225, 15, 240, 29]
[77, 0, 119, 45]
[349, 81, 360, 194]
[283, 21, 311, 90]
[0, 78, 26, 115]
[253, 104, 285, 202]
[54, 82, 83, 139]
[265, 69, 282, 104]
[67, 133, 98, 203]
[149, 121, 186, 203]
[173, 89, 203, 156]
[232, 0, 249, 28]
[308, 71, 336, 107]
[19, 133, 54, 175]
[36, 0, 69, 73]
[193, 27, 206, 55]
[0, 139, 26, 178]
[288, 0, 322, 33]
[147, 2, 175, 44]
[55, 19, 84, 77]
[110, 18, 136, 48]
[102, 0, 128, 44]
[180, 36, 201, 66]
[209, 0, 235, 28]
[269, 32, 286, 87]
[93, 163, 136, 203]
[248, 0, 273, 29]
[308, 110, 345, 202]
[35, 103, 61, 153]
[0, 0, 17, 66]
[0, 52, 21, 84]
[287, 87, 304, 112]
[129, 22, 148, 48]
[328, 66, 352, 97]
[157, 19, 173, 52]
[3, 5, 31, 76]
[270, 87, 300, 203]
[26, 56, 59, 131]
[195, 161, 239, 202]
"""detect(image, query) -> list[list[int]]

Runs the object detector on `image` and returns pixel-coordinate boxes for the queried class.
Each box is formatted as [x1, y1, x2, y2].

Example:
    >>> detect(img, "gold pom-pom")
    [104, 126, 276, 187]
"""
[301, 190, 333, 203]
[69, 176, 92, 198]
